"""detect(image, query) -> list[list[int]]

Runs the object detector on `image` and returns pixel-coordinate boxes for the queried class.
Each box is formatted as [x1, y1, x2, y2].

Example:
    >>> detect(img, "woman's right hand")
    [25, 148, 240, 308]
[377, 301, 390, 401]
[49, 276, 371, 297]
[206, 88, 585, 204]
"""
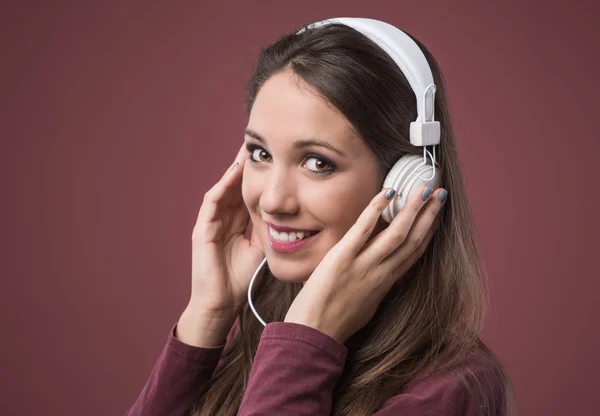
[187, 143, 265, 318]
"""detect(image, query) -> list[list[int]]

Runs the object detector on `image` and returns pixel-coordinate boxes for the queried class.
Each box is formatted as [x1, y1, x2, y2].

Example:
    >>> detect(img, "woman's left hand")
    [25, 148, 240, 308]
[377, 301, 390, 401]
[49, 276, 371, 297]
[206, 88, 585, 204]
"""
[284, 186, 448, 344]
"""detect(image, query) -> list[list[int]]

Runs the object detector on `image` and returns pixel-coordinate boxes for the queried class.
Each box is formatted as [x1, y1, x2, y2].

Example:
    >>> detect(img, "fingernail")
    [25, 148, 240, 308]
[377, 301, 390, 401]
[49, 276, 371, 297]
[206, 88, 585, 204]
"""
[421, 187, 433, 201]
[230, 162, 239, 172]
[438, 189, 448, 204]
[385, 189, 396, 200]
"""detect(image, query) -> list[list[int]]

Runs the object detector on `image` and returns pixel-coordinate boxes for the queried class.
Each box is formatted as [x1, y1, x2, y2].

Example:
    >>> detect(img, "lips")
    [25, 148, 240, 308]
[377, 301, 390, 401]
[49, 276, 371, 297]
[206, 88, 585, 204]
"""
[267, 226, 321, 253]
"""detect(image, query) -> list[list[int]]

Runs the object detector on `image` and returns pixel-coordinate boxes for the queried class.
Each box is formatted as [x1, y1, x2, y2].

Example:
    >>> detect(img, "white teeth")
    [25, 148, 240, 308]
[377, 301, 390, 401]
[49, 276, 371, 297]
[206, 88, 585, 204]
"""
[269, 227, 315, 243]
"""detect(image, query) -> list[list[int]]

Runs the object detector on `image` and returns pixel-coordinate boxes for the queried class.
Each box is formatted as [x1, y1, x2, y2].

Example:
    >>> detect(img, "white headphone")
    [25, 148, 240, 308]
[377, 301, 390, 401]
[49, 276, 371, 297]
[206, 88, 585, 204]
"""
[248, 17, 442, 326]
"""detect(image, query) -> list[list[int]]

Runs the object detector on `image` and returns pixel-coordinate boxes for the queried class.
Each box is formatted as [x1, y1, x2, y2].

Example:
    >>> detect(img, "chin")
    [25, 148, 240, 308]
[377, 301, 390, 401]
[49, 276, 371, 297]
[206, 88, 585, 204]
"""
[266, 256, 314, 283]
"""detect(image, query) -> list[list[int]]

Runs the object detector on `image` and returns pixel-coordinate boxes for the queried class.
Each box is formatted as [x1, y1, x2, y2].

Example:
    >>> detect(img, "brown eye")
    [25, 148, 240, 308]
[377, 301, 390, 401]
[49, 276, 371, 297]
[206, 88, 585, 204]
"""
[304, 157, 333, 173]
[251, 148, 271, 162]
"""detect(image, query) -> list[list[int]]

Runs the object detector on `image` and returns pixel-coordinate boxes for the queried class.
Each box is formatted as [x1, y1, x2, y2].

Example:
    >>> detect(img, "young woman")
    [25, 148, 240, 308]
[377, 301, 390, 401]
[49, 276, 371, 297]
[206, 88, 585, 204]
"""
[126, 18, 516, 416]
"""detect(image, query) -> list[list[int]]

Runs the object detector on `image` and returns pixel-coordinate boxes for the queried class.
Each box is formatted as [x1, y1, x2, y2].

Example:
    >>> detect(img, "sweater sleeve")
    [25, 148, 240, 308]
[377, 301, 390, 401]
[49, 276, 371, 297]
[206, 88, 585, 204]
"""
[237, 323, 505, 416]
[238, 321, 348, 415]
[124, 323, 231, 416]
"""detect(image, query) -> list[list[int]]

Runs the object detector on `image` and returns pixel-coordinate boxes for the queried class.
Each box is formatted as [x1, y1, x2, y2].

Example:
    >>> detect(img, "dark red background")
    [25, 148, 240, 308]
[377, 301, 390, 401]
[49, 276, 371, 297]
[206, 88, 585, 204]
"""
[2, 1, 598, 415]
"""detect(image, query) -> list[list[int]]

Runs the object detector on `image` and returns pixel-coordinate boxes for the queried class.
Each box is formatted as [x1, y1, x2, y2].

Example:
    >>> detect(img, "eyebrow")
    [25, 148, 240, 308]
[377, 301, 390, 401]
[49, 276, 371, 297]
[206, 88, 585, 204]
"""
[244, 128, 347, 157]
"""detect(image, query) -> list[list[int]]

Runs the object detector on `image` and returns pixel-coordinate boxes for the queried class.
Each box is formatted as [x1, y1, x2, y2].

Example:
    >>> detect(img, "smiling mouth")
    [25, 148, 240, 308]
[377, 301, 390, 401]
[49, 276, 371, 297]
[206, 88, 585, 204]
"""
[268, 227, 320, 243]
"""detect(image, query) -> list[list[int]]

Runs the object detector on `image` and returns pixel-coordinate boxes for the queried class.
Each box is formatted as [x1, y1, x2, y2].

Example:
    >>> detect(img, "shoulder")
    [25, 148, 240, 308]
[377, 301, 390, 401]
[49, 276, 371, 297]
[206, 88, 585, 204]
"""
[378, 349, 506, 416]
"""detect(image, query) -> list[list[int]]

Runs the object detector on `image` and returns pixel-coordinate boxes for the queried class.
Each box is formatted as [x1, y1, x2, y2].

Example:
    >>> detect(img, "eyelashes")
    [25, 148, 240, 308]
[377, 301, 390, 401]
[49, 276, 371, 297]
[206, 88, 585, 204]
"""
[245, 143, 337, 176]
[246, 144, 271, 163]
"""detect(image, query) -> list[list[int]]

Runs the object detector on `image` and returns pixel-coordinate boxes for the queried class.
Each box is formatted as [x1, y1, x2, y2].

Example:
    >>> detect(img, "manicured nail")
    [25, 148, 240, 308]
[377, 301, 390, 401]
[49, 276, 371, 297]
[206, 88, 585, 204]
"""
[421, 187, 433, 201]
[230, 162, 239, 172]
[385, 189, 396, 200]
[438, 189, 448, 204]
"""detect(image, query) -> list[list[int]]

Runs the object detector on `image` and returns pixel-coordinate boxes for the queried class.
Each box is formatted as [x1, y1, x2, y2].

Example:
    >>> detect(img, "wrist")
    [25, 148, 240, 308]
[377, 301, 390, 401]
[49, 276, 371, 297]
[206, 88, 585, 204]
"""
[176, 303, 238, 348]
[184, 298, 239, 322]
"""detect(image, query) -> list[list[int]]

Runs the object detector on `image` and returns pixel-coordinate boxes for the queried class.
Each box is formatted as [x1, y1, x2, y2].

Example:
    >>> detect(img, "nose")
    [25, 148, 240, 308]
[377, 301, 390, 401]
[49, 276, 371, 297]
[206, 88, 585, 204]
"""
[259, 167, 300, 217]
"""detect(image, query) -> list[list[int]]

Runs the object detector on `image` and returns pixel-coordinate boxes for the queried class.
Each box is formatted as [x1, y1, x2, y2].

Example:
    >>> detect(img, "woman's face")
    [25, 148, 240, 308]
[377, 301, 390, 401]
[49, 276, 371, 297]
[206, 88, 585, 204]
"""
[242, 68, 383, 283]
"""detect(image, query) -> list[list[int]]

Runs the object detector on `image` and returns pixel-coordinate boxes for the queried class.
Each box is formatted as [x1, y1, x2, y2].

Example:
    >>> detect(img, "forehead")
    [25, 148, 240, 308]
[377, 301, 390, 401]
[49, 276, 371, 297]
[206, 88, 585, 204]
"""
[247, 70, 361, 152]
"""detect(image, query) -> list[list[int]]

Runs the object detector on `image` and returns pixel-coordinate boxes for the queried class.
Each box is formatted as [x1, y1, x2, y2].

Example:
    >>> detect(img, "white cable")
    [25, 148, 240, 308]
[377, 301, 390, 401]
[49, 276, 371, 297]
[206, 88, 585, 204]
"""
[396, 145, 437, 197]
[417, 145, 437, 181]
[248, 256, 268, 326]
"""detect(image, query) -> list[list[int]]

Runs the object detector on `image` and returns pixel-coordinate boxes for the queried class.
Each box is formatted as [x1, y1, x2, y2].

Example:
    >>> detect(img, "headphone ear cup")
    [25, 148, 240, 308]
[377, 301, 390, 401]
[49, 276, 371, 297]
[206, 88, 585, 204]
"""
[382, 155, 419, 223]
[401, 162, 439, 207]
[381, 155, 440, 223]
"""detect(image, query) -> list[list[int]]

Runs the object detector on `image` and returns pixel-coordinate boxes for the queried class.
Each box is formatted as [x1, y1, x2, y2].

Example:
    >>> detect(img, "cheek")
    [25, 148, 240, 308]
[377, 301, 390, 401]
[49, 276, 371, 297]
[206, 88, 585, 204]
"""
[318, 188, 374, 238]
[321, 187, 374, 226]
[307, 197, 354, 238]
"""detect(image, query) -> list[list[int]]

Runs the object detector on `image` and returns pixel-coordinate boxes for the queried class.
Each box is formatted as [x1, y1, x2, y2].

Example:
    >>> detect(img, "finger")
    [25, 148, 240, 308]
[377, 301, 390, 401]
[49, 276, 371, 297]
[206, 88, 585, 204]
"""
[198, 143, 247, 223]
[337, 187, 397, 261]
[378, 189, 446, 277]
[357, 186, 437, 269]
[371, 216, 440, 299]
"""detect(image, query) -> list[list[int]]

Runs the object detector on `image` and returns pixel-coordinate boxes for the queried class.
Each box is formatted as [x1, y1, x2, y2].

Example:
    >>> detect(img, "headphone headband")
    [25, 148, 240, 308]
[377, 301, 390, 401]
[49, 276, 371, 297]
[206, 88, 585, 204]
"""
[297, 17, 440, 147]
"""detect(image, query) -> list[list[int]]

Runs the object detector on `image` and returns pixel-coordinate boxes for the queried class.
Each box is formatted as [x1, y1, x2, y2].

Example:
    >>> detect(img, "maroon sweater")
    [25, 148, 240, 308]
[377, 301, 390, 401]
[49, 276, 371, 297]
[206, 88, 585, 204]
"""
[125, 321, 505, 415]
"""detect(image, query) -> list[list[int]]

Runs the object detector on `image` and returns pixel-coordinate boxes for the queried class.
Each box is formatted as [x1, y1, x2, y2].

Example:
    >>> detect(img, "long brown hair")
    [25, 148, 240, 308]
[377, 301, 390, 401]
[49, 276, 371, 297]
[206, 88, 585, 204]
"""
[190, 19, 517, 415]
